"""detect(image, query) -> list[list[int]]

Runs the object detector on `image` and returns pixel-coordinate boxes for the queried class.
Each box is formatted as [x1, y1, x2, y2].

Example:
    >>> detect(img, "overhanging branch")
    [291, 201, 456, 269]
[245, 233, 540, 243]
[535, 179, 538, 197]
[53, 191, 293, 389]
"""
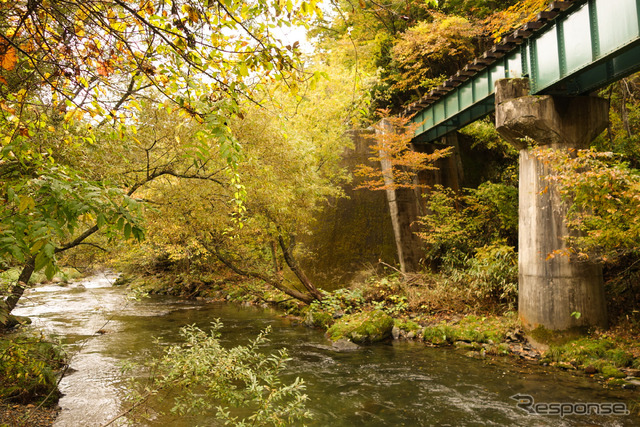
[206, 243, 314, 304]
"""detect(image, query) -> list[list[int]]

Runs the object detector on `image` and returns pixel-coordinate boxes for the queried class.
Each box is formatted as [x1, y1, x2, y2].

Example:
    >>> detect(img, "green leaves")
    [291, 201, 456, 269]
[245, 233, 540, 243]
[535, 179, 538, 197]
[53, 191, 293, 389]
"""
[125, 322, 311, 425]
[0, 0, 325, 311]
[416, 182, 518, 268]
[0, 143, 144, 278]
[536, 148, 640, 263]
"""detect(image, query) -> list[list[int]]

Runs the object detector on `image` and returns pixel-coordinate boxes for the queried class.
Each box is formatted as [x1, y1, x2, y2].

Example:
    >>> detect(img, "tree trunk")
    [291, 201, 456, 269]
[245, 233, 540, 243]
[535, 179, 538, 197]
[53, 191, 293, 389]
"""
[4, 256, 36, 313]
[621, 80, 632, 138]
[278, 234, 324, 301]
[270, 240, 282, 275]
[5, 224, 100, 315]
[607, 85, 614, 145]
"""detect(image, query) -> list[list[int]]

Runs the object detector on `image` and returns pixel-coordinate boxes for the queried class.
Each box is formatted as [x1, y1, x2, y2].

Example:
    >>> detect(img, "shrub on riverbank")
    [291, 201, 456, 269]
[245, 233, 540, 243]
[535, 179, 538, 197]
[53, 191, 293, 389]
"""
[0, 332, 65, 405]
[121, 322, 311, 426]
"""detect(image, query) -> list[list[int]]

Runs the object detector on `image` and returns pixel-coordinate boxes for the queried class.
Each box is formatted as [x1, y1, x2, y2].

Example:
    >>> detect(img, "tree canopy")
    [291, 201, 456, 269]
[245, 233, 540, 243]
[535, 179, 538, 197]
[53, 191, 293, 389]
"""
[1, 0, 324, 312]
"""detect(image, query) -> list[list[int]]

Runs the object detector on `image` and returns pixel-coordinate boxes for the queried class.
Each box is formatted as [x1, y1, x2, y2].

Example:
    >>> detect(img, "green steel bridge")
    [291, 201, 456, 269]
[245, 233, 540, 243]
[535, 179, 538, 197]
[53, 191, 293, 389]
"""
[408, 0, 640, 144]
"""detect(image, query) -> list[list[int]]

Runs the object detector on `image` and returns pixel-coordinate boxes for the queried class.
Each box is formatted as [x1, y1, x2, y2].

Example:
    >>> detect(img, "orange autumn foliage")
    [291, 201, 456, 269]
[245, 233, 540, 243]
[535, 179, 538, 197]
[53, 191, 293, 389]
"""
[484, 0, 549, 41]
[0, 44, 16, 71]
[355, 114, 453, 191]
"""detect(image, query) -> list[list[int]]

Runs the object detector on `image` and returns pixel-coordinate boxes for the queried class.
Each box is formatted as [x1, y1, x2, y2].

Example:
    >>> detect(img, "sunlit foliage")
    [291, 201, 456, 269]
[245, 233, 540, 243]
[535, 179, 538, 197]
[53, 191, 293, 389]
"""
[484, 0, 548, 41]
[123, 322, 311, 426]
[355, 114, 453, 191]
[536, 148, 640, 264]
[388, 14, 478, 98]
[0, 0, 321, 311]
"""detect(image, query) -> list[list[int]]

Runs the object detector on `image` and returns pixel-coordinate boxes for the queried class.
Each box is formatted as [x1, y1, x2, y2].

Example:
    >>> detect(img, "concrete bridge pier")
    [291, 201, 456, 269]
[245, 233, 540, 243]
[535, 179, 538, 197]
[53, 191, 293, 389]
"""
[377, 120, 464, 273]
[377, 119, 424, 273]
[495, 78, 609, 331]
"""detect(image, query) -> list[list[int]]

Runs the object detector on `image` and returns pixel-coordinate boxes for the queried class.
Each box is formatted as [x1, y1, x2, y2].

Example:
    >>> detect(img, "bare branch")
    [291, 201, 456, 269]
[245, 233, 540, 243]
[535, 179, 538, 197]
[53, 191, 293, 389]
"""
[127, 170, 226, 196]
[55, 225, 99, 254]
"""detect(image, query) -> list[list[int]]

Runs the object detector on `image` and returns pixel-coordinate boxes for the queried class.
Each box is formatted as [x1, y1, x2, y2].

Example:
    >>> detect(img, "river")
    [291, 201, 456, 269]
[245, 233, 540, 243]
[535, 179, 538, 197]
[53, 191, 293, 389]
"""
[13, 272, 639, 426]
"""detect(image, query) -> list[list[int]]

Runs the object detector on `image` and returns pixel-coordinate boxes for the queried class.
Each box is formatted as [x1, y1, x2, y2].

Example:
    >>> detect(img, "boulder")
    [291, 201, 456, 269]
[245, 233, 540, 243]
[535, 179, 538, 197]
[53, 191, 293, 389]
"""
[332, 338, 360, 352]
[391, 326, 401, 340]
[326, 310, 394, 344]
[304, 311, 334, 329]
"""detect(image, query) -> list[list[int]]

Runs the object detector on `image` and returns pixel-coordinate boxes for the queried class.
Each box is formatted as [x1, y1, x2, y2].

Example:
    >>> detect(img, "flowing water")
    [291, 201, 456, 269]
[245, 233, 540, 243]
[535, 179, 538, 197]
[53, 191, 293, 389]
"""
[13, 272, 640, 426]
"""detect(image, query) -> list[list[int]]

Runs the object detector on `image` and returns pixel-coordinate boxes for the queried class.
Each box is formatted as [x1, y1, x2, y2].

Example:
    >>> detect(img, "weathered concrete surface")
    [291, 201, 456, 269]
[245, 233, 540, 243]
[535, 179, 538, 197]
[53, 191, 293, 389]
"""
[300, 129, 397, 288]
[377, 119, 425, 272]
[495, 78, 609, 331]
[377, 121, 465, 272]
[517, 149, 608, 330]
[496, 80, 609, 150]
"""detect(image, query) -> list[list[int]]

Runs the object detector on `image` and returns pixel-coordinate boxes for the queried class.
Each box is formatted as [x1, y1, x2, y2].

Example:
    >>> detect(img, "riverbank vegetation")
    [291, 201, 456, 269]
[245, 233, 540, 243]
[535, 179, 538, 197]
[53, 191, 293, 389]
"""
[2, 0, 640, 421]
[0, 333, 64, 405]
[0, 332, 65, 427]
[119, 322, 311, 426]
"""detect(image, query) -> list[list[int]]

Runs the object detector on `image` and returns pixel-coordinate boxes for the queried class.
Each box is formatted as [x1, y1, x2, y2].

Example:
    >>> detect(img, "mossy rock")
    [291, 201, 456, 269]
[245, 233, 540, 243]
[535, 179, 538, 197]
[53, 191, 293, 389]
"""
[600, 365, 626, 379]
[421, 316, 510, 346]
[326, 310, 394, 344]
[605, 349, 634, 368]
[394, 319, 421, 333]
[543, 336, 635, 375]
[112, 274, 133, 287]
[304, 311, 334, 329]
[423, 324, 455, 345]
[454, 341, 482, 351]
[487, 343, 511, 356]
